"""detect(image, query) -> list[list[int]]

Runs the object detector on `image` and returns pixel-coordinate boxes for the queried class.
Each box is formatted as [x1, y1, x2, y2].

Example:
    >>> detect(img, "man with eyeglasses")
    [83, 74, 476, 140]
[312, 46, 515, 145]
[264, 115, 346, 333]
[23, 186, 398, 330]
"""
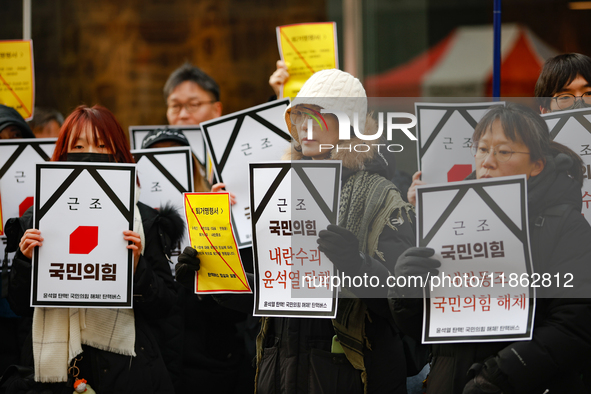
[165, 62, 222, 125]
[151, 64, 255, 394]
[535, 53, 591, 113]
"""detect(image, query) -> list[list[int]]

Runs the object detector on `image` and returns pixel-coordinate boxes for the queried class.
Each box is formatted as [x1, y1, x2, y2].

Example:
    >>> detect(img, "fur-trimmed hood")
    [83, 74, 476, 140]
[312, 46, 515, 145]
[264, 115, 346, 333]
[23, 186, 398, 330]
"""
[153, 204, 186, 247]
[138, 202, 186, 258]
[283, 115, 383, 172]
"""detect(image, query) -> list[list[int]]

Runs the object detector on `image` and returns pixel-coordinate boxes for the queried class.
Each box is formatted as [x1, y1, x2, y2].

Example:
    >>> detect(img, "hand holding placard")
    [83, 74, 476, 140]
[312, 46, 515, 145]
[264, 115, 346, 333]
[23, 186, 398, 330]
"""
[19, 228, 43, 259]
[317, 224, 362, 275]
[269, 60, 290, 98]
[394, 247, 440, 298]
[407, 171, 425, 206]
[123, 230, 142, 272]
[175, 246, 201, 290]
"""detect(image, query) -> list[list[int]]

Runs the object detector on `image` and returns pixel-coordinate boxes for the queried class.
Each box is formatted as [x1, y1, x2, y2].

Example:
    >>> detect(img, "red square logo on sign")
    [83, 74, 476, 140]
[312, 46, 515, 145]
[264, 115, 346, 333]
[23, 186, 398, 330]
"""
[447, 164, 473, 182]
[70, 226, 99, 254]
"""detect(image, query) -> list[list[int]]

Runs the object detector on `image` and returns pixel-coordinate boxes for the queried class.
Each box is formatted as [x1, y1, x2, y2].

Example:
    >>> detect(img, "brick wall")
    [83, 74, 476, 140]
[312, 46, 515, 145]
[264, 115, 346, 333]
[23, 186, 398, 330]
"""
[31, 0, 327, 131]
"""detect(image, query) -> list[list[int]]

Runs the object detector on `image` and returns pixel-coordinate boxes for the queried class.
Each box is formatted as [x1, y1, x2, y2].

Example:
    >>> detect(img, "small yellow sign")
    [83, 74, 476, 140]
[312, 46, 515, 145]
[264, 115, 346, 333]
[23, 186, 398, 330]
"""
[0, 40, 34, 121]
[277, 22, 338, 99]
[184, 193, 251, 293]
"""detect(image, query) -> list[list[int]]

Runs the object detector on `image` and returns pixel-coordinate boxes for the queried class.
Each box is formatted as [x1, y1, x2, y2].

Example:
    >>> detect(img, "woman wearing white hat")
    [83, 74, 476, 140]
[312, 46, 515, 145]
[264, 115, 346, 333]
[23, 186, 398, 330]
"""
[258, 69, 417, 393]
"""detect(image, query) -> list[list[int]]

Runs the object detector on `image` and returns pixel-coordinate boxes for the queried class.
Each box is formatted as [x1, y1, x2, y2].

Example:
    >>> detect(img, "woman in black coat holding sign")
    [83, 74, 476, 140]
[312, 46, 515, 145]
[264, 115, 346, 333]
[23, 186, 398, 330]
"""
[6, 105, 182, 393]
[396, 103, 591, 393]
[179, 69, 420, 393]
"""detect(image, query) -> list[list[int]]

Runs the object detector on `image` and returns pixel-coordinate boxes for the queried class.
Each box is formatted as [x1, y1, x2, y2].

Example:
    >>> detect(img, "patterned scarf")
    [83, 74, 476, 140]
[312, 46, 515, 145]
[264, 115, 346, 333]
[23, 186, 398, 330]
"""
[255, 170, 413, 393]
[332, 170, 413, 393]
[32, 203, 145, 382]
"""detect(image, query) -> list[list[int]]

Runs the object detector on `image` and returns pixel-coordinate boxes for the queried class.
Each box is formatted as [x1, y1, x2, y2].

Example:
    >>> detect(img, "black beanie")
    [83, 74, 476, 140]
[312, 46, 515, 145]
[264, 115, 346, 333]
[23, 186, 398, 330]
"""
[0, 105, 35, 138]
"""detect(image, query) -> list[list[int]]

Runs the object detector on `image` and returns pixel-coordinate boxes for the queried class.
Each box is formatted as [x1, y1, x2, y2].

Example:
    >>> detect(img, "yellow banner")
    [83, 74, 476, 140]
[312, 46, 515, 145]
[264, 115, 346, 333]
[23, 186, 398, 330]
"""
[0, 40, 34, 121]
[184, 193, 251, 293]
[277, 22, 338, 99]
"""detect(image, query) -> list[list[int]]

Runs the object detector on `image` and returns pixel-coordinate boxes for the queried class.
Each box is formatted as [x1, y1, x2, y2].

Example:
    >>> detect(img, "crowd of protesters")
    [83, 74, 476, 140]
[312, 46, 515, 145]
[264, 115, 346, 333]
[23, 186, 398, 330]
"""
[1, 52, 591, 394]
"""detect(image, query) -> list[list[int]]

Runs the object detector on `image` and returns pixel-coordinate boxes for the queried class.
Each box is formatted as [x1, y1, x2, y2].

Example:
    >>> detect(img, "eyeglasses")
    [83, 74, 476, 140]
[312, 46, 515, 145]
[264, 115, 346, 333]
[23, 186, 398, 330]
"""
[551, 91, 591, 110]
[289, 108, 321, 126]
[167, 100, 215, 115]
[470, 143, 530, 162]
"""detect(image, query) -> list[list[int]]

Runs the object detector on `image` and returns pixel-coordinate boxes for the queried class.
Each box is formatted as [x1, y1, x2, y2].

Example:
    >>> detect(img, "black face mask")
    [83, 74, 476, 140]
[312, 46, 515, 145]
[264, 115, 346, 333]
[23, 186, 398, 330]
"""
[66, 152, 115, 163]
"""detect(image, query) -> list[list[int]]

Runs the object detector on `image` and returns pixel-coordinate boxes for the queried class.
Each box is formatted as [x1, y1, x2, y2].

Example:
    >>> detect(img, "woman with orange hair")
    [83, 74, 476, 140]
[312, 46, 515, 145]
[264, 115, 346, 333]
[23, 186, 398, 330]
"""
[7, 105, 183, 393]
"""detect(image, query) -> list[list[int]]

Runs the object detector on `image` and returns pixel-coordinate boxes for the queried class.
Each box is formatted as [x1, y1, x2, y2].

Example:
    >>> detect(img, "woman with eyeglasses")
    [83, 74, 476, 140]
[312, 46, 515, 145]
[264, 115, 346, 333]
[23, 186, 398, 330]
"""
[394, 103, 591, 393]
[407, 53, 591, 207]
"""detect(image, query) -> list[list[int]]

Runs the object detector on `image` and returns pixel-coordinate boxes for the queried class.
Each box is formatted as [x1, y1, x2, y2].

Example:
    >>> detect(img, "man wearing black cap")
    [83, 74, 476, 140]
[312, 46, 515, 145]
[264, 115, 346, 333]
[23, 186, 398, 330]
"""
[143, 64, 255, 394]
[0, 105, 35, 139]
[141, 127, 209, 192]
[141, 127, 191, 149]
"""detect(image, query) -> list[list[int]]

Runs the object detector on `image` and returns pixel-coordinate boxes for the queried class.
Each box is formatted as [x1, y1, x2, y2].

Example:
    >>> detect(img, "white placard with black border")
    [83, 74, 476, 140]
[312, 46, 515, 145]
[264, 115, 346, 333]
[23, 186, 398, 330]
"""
[542, 107, 591, 225]
[132, 146, 193, 210]
[129, 125, 207, 170]
[416, 102, 505, 184]
[250, 161, 341, 318]
[201, 99, 292, 249]
[32, 163, 136, 308]
[0, 138, 56, 235]
[132, 146, 193, 272]
[417, 175, 535, 343]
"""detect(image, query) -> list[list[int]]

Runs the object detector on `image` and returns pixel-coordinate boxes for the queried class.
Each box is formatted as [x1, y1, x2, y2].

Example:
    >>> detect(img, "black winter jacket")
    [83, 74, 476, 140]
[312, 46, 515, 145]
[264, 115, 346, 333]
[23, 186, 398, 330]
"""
[217, 148, 418, 394]
[393, 155, 591, 394]
[7, 203, 183, 394]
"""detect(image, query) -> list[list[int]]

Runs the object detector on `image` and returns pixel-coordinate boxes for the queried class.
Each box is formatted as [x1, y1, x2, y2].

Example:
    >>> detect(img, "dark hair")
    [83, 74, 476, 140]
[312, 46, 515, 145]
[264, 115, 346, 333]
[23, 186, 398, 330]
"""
[163, 63, 220, 102]
[535, 53, 591, 110]
[29, 107, 65, 129]
[473, 103, 584, 185]
[52, 105, 134, 164]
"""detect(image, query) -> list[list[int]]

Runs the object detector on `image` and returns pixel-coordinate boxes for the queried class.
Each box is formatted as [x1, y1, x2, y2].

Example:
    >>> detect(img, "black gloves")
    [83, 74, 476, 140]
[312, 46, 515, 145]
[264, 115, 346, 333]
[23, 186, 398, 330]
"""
[175, 246, 201, 289]
[463, 358, 511, 394]
[394, 247, 440, 297]
[317, 225, 363, 275]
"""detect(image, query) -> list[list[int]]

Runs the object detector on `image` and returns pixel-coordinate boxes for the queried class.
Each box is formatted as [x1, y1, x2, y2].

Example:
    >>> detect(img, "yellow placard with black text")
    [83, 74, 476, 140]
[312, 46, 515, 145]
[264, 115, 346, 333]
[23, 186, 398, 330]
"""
[0, 40, 34, 121]
[184, 193, 251, 294]
[276, 22, 338, 99]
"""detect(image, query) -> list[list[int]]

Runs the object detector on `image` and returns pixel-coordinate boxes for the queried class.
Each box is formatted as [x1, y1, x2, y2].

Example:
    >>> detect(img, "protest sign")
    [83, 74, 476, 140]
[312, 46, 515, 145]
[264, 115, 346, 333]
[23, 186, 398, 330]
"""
[132, 146, 194, 271]
[416, 102, 505, 184]
[129, 125, 208, 169]
[416, 176, 534, 343]
[276, 22, 338, 98]
[32, 163, 136, 308]
[0, 40, 35, 120]
[132, 147, 193, 209]
[250, 161, 341, 318]
[184, 193, 251, 294]
[543, 107, 591, 224]
[0, 138, 56, 235]
[201, 99, 291, 249]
